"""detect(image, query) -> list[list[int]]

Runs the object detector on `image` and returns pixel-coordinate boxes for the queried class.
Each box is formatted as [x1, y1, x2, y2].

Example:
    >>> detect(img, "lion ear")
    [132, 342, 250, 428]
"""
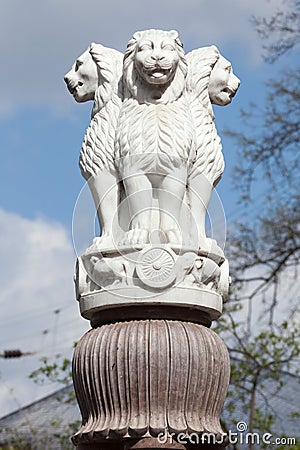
[209, 45, 220, 57]
[89, 42, 106, 56]
[133, 31, 142, 41]
[169, 29, 179, 39]
[169, 30, 183, 49]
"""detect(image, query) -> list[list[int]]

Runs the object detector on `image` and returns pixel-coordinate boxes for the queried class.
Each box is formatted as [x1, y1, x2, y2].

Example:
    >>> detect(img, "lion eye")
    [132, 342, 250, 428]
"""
[75, 60, 83, 72]
[138, 44, 152, 51]
[163, 45, 174, 51]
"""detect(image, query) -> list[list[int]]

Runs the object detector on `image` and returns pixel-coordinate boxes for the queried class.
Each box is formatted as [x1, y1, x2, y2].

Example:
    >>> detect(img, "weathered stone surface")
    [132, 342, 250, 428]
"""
[77, 437, 227, 448]
[72, 320, 230, 447]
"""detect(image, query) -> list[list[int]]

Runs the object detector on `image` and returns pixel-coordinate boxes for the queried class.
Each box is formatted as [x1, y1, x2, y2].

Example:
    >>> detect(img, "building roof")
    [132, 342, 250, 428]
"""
[0, 385, 79, 449]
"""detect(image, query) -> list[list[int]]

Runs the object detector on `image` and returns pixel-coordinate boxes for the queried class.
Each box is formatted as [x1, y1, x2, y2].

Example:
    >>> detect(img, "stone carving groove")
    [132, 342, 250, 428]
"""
[72, 320, 230, 446]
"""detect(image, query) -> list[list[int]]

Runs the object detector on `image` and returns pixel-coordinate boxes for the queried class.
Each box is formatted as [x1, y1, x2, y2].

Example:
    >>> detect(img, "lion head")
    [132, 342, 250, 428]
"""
[64, 46, 98, 103]
[208, 55, 240, 106]
[64, 43, 123, 117]
[186, 46, 240, 117]
[123, 29, 187, 104]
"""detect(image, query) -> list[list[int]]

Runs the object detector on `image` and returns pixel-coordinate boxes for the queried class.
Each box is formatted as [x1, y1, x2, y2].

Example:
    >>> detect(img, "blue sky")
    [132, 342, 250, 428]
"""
[0, 0, 296, 417]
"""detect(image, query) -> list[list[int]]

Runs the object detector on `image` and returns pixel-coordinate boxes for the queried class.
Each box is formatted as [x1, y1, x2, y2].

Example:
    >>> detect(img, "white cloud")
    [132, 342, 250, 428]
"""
[0, 209, 89, 417]
[0, 0, 286, 115]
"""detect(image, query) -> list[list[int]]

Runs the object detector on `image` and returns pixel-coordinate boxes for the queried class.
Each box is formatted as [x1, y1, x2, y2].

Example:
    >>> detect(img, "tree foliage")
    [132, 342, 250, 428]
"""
[253, 0, 300, 62]
[220, 1, 300, 448]
[226, 0, 300, 319]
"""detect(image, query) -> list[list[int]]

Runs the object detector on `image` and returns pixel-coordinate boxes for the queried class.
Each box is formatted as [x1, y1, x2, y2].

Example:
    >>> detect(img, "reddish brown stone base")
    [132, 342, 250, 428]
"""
[77, 436, 226, 449]
[72, 320, 230, 449]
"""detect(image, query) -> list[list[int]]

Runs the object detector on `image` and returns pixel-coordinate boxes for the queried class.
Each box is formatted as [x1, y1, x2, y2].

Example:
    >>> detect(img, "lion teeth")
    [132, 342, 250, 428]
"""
[223, 87, 234, 96]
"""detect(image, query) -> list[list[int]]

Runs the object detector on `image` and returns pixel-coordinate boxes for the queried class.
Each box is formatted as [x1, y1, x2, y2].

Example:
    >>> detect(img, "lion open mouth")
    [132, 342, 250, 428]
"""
[66, 80, 83, 95]
[144, 66, 174, 83]
[148, 68, 171, 78]
[222, 86, 236, 98]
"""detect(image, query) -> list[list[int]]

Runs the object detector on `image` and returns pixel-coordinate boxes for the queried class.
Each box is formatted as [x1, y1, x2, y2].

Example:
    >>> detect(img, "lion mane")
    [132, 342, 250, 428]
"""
[79, 43, 123, 179]
[116, 30, 194, 174]
[186, 46, 224, 186]
[186, 46, 220, 119]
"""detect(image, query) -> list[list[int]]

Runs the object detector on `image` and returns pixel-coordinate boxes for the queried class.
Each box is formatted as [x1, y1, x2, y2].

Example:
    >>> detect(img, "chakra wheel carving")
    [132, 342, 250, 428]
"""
[136, 247, 176, 288]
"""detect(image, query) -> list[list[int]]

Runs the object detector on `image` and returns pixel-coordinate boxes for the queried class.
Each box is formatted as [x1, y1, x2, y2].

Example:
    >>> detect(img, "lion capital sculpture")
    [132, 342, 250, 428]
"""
[67, 32, 241, 450]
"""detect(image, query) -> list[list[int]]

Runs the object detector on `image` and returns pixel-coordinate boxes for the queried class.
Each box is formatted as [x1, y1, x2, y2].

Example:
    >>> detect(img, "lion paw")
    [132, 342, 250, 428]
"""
[122, 228, 150, 246]
[165, 228, 182, 244]
[84, 234, 115, 254]
[198, 237, 225, 263]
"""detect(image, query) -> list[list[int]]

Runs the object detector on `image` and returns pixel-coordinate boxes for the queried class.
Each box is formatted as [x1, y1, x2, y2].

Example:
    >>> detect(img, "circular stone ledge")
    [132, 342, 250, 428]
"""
[79, 286, 222, 326]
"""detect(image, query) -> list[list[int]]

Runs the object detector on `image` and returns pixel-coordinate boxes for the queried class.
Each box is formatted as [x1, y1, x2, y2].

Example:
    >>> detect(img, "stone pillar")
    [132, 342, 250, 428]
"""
[64, 28, 240, 449]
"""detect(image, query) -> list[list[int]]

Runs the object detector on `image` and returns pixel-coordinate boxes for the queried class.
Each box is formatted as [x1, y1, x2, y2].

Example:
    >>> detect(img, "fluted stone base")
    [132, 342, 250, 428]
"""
[72, 320, 230, 448]
[77, 436, 226, 448]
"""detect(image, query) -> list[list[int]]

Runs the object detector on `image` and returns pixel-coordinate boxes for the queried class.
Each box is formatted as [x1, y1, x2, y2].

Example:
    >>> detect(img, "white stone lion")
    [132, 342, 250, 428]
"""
[185, 46, 240, 250]
[64, 43, 123, 241]
[115, 29, 194, 244]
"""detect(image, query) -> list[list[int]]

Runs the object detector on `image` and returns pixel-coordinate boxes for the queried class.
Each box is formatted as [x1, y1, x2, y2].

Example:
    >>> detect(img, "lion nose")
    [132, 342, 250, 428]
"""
[150, 53, 164, 62]
[233, 74, 241, 91]
[64, 70, 74, 84]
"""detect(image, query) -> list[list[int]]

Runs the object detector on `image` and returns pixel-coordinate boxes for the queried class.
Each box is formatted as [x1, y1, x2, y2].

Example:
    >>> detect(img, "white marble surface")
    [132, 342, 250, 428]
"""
[65, 29, 239, 320]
